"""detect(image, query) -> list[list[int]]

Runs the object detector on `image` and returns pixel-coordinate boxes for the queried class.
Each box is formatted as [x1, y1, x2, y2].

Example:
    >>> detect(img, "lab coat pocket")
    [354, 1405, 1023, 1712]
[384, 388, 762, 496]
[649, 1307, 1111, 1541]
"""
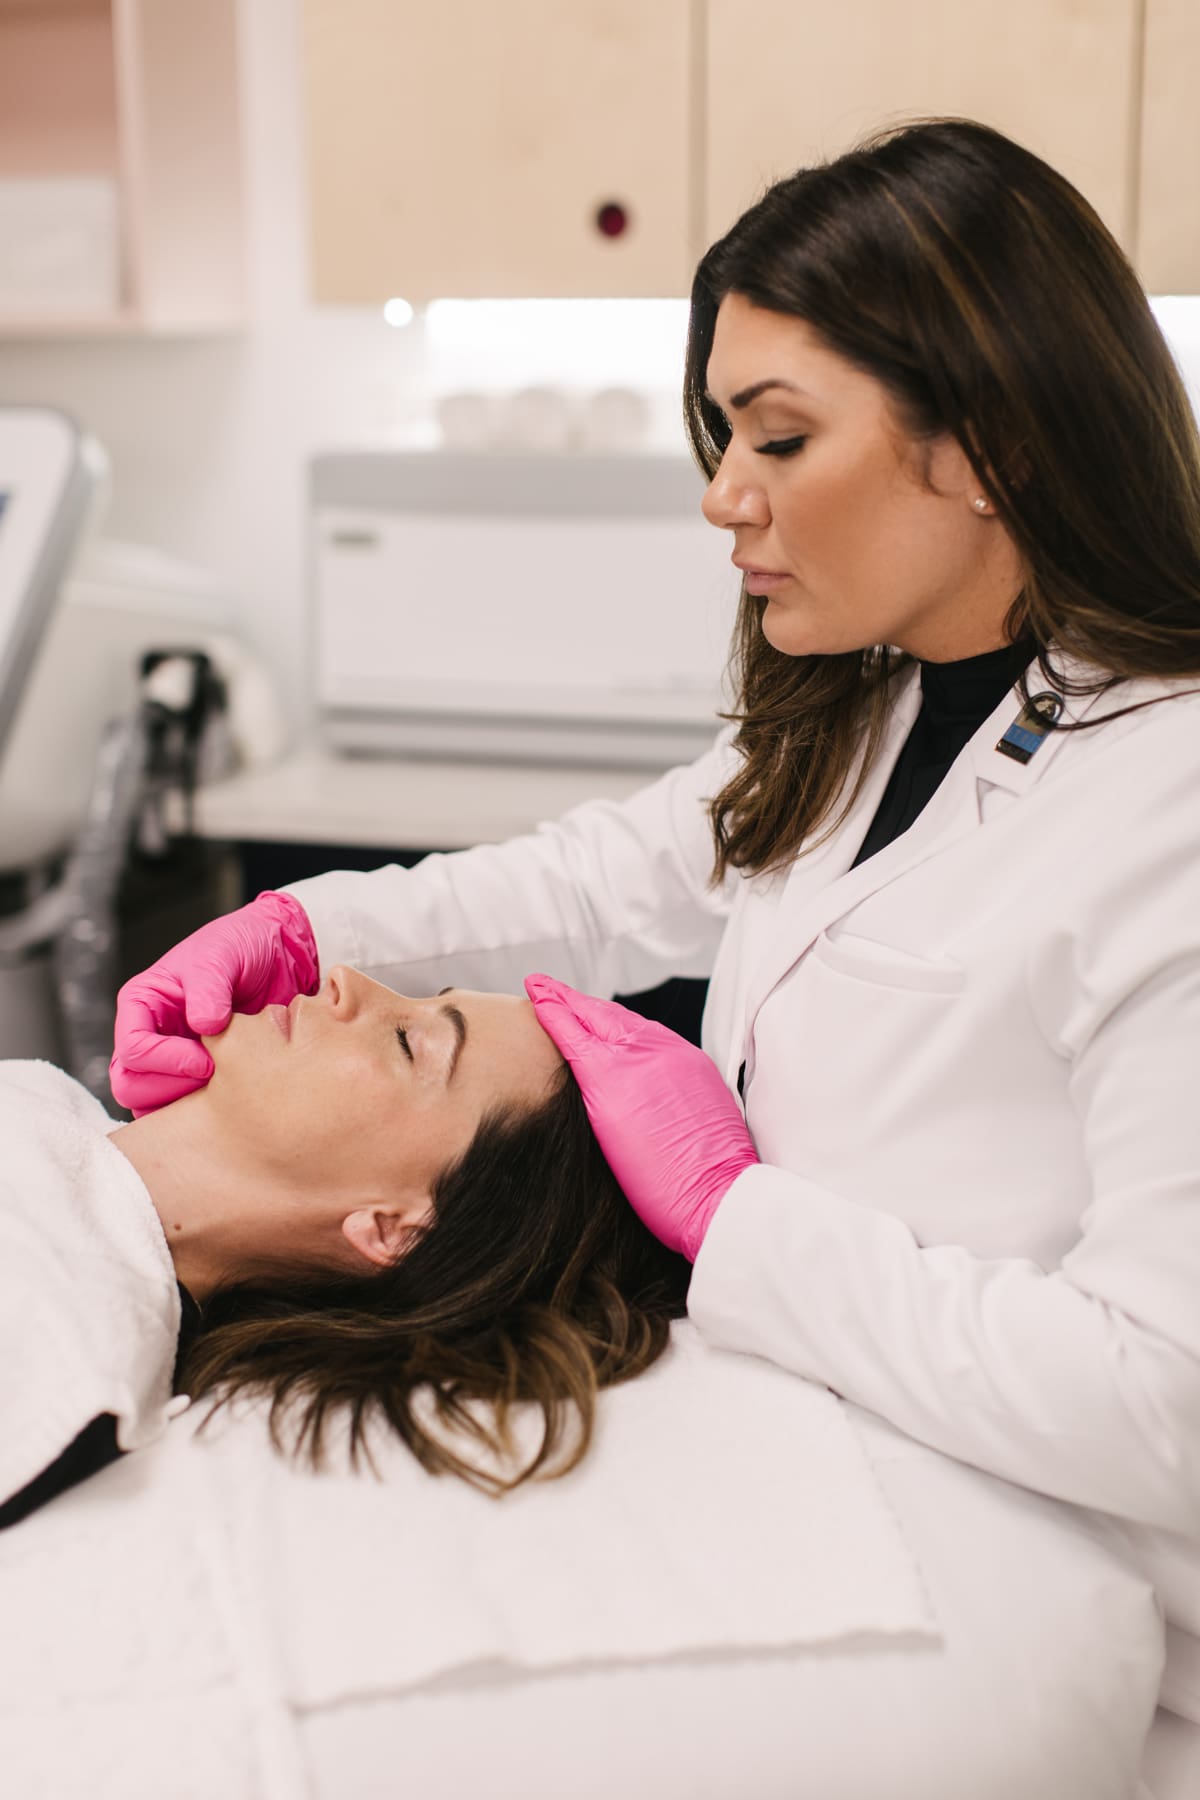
[750, 929, 969, 1176]
[807, 929, 966, 995]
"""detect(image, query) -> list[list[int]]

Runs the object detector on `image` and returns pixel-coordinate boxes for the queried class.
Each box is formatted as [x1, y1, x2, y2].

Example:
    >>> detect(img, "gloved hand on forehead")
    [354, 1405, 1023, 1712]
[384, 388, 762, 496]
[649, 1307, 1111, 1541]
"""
[109, 890, 320, 1117]
[525, 974, 758, 1263]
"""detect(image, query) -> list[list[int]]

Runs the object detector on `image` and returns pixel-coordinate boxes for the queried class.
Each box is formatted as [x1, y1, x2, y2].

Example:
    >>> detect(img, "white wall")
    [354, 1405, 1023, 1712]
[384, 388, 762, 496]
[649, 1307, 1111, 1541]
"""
[0, 0, 1197, 736]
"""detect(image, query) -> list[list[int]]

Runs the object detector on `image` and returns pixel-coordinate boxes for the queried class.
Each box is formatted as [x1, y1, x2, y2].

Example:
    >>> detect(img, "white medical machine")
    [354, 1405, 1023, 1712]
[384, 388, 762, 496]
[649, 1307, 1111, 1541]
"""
[0, 409, 263, 1073]
[0, 409, 99, 765]
[311, 452, 739, 768]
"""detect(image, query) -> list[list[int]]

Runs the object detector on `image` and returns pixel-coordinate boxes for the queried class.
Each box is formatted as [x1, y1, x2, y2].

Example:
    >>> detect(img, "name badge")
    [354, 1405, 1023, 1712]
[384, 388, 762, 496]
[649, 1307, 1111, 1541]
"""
[995, 691, 1064, 765]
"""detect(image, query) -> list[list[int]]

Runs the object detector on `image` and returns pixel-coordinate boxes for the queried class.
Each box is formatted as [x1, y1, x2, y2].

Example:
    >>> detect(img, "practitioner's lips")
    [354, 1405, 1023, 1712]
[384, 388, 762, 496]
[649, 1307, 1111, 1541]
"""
[733, 561, 792, 593]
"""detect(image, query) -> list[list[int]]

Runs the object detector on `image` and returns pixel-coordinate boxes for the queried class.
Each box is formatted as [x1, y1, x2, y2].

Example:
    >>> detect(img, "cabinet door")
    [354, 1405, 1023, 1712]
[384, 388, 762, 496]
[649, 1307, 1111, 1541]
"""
[1137, 0, 1200, 293]
[303, 0, 694, 302]
[704, 1, 1140, 257]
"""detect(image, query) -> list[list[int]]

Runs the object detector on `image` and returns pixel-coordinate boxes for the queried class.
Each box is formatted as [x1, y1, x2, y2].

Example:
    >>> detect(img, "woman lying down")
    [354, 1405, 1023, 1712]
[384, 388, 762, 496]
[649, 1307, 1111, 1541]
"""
[0, 966, 689, 1527]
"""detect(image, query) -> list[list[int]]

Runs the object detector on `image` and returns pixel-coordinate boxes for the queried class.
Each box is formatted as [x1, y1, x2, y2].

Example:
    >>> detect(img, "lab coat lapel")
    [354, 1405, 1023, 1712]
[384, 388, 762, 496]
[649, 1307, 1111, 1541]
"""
[962, 647, 1108, 797]
[736, 659, 922, 1052]
[739, 647, 1097, 1047]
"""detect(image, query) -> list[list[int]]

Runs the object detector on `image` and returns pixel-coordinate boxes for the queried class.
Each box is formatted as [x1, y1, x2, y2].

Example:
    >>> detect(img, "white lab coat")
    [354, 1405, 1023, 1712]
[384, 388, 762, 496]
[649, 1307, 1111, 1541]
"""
[287, 646, 1200, 1731]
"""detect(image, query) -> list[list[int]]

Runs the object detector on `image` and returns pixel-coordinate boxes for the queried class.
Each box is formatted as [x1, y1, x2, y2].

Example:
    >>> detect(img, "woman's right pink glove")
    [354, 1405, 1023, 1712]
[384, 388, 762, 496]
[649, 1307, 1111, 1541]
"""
[109, 890, 320, 1116]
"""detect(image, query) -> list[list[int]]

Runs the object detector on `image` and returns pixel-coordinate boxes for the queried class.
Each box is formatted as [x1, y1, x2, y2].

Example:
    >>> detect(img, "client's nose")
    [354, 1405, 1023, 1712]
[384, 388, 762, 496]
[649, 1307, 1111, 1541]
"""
[327, 965, 409, 1021]
[326, 964, 365, 1018]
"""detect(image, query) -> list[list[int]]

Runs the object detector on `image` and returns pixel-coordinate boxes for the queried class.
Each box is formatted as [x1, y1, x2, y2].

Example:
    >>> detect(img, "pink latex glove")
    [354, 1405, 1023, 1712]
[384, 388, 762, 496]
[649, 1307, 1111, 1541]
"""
[525, 974, 759, 1262]
[109, 890, 320, 1116]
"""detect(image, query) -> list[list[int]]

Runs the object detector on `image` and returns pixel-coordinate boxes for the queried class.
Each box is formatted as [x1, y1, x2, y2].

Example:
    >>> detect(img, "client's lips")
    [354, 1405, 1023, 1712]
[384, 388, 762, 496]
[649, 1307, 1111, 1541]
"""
[267, 1001, 292, 1041]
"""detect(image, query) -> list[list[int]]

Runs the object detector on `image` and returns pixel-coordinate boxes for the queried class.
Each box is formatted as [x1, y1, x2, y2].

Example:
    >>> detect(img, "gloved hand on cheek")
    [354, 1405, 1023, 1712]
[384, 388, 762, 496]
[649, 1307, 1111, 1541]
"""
[109, 890, 320, 1116]
[525, 974, 758, 1263]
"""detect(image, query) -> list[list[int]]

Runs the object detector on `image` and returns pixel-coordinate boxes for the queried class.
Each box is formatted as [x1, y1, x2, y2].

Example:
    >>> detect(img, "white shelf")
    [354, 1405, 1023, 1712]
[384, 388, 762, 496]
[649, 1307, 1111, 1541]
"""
[0, 0, 246, 337]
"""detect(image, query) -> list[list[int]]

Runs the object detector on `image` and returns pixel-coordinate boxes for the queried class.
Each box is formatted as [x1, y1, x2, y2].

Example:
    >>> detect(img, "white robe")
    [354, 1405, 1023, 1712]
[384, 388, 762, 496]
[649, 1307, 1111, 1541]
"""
[0, 1061, 180, 1509]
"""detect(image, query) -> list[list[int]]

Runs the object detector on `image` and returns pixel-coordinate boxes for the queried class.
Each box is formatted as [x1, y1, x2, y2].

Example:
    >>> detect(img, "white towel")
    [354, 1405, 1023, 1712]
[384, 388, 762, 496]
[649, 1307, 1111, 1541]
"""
[0, 1325, 939, 1798]
[0, 1061, 179, 1504]
[0, 1069, 941, 1798]
[191, 1324, 937, 1707]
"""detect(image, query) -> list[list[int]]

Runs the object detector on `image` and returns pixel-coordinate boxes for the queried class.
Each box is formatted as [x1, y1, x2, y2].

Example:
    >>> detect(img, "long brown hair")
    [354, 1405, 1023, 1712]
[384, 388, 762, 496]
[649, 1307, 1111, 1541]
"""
[683, 117, 1200, 879]
[179, 1065, 689, 1495]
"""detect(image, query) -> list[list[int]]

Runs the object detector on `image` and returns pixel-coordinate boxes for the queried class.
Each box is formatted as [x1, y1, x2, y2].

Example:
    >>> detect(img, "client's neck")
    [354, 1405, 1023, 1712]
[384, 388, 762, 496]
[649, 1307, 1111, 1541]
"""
[111, 1097, 293, 1302]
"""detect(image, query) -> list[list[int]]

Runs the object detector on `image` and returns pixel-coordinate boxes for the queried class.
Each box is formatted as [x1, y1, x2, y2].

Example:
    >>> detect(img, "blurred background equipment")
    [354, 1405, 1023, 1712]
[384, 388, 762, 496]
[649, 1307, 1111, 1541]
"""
[0, 413, 283, 1090]
[0, 405, 103, 1066]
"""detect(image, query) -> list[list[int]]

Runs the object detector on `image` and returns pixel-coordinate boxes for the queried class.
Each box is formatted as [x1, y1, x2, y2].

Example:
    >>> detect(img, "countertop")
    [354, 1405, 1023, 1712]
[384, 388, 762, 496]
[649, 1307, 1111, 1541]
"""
[175, 743, 657, 849]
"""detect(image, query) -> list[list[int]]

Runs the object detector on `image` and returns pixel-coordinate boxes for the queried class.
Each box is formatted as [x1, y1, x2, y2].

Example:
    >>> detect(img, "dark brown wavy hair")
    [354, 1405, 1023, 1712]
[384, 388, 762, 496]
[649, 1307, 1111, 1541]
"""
[684, 116, 1200, 879]
[179, 1063, 689, 1495]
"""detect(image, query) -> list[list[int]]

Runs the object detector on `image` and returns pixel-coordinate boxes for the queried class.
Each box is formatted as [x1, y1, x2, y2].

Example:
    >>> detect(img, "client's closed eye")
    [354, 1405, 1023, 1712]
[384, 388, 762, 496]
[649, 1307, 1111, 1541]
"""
[395, 1026, 413, 1063]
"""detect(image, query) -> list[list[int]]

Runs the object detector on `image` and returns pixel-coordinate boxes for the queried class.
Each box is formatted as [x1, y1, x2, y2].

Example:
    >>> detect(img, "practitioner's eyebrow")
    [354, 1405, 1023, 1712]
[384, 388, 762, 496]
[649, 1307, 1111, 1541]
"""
[436, 988, 467, 1084]
[704, 378, 818, 410]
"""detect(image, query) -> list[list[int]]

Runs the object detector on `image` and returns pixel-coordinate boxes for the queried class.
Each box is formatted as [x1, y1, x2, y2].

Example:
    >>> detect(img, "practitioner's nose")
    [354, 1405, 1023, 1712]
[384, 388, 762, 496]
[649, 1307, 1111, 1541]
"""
[701, 440, 771, 532]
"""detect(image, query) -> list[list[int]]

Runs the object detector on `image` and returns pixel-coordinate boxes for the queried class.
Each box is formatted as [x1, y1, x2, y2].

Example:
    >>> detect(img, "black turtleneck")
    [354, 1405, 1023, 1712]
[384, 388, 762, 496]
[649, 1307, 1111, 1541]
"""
[851, 636, 1037, 869]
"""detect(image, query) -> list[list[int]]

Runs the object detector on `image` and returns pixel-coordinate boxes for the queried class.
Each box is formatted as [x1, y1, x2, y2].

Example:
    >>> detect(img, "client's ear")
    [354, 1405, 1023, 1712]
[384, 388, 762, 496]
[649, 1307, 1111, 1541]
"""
[342, 1202, 430, 1270]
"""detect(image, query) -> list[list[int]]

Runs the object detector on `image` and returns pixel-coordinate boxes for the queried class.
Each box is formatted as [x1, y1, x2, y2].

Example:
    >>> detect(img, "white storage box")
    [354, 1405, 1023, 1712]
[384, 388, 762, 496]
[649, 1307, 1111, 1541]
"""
[0, 178, 121, 317]
[311, 453, 740, 768]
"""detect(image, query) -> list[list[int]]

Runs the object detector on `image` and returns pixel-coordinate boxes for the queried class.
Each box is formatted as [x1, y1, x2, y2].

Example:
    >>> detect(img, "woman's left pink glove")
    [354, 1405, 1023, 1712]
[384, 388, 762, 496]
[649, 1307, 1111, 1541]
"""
[525, 974, 758, 1262]
[110, 891, 320, 1116]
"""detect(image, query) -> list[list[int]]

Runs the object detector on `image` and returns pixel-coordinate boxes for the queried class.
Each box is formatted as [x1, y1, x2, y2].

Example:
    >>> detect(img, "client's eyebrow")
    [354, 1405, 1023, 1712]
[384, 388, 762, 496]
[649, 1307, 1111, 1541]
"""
[440, 1002, 467, 1084]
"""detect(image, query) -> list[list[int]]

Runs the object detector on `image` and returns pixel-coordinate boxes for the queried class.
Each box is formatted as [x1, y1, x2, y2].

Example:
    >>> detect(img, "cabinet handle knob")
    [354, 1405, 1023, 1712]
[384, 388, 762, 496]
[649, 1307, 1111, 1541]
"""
[595, 201, 631, 239]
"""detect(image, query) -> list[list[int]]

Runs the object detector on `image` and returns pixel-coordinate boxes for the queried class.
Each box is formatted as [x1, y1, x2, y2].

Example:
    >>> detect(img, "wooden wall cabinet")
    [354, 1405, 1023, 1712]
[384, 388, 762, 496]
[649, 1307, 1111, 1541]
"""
[0, 0, 246, 335]
[302, 0, 695, 302]
[1137, 0, 1200, 294]
[300, 0, 1199, 303]
[705, 1, 1140, 261]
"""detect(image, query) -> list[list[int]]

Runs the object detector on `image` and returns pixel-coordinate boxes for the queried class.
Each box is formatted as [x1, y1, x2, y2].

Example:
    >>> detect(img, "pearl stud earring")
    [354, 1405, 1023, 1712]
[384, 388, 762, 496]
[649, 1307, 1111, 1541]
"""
[973, 497, 989, 513]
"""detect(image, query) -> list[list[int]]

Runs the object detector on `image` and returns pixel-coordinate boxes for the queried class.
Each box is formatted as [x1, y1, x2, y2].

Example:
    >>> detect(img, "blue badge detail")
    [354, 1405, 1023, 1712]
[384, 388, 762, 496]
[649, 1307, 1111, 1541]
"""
[995, 691, 1064, 765]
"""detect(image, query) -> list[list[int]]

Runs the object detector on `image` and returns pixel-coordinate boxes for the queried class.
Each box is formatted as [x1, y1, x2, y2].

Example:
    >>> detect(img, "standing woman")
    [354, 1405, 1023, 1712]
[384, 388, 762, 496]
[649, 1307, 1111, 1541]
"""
[113, 119, 1200, 1795]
